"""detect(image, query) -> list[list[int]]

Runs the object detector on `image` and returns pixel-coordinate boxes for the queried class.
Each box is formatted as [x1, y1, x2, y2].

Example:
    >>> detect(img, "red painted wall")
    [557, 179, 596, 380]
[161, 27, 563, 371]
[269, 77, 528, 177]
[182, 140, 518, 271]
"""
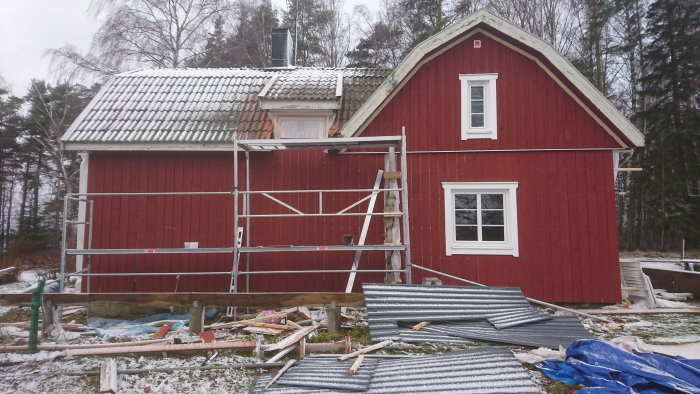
[82, 31, 623, 302]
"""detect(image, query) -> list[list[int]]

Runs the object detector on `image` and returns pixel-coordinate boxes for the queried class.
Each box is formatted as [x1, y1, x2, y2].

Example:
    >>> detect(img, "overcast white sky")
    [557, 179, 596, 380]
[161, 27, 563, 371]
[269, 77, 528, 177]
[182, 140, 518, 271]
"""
[0, 0, 377, 96]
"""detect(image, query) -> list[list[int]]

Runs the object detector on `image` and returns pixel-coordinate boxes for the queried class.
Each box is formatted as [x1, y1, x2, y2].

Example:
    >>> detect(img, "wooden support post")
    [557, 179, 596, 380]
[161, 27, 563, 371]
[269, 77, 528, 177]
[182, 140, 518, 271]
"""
[44, 301, 54, 328]
[99, 358, 118, 393]
[189, 301, 204, 335]
[326, 302, 340, 333]
[384, 148, 401, 284]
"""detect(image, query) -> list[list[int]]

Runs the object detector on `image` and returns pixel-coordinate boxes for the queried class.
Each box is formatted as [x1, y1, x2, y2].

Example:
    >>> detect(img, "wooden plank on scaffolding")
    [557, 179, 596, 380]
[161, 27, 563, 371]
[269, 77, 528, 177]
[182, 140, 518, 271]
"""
[0, 293, 365, 308]
[345, 170, 384, 293]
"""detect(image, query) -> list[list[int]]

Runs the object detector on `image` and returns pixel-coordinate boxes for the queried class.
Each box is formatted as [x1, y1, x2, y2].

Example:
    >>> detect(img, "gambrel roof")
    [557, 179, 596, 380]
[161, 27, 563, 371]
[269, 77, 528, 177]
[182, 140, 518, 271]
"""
[339, 9, 644, 148]
[62, 10, 643, 151]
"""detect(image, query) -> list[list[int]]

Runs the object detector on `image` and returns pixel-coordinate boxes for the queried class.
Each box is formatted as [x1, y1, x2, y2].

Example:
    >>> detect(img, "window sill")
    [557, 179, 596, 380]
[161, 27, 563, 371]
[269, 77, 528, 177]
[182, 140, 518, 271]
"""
[461, 130, 497, 140]
[446, 244, 519, 257]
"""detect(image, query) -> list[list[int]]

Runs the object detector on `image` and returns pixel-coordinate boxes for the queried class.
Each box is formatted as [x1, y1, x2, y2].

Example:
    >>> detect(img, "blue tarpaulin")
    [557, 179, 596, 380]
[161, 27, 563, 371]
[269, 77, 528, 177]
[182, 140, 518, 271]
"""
[537, 339, 700, 393]
[88, 309, 218, 338]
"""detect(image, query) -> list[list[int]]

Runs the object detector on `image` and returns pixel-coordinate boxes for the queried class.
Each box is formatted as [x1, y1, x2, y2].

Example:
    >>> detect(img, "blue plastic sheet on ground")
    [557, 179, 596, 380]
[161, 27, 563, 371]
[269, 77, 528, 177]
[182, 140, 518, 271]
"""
[88, 309, 217, 338]
[537, 339, 700, 393]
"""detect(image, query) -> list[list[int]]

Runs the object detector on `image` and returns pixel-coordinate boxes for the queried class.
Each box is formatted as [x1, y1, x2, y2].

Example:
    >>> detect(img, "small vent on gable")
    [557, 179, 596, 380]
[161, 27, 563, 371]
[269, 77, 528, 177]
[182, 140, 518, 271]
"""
[474, 40, 482, 48]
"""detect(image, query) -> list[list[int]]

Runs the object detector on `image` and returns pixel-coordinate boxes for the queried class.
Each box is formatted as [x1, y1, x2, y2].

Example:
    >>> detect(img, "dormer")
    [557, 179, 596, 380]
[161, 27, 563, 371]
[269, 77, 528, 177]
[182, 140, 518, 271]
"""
[258, 68, 343, 139]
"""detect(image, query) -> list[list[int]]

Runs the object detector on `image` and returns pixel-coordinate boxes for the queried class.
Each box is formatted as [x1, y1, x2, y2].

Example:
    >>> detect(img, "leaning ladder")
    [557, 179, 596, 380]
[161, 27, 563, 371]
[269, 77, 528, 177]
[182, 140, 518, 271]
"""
[227, 227, 244, 316]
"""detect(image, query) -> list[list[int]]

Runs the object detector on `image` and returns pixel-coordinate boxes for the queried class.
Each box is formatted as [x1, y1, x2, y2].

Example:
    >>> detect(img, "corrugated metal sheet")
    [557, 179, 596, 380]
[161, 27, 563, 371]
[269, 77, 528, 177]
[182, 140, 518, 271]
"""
[363, 283, 551, 329]
[252, 347, 539, 393]
[421, 317, 593, 349]
[63, 67, 390, 144]
[363, 284, 591, 348]
[276, 356, 379, 391]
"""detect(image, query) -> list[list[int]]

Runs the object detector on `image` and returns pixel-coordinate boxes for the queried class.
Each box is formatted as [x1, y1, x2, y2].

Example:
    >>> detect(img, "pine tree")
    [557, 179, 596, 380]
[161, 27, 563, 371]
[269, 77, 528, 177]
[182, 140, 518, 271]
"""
[631, 0, 700, 249]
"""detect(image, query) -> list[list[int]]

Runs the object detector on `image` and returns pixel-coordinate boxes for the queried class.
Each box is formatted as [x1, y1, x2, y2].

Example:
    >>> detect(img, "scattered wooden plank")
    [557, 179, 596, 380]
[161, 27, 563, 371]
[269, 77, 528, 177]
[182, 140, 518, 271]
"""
[286, 320, 303, 330]
[614, 167, 643, 171]
[349, 355, 364, 375]
[266, 345, 297, 363]
[99, 358, 118, 393]
[63, 340, 257, 357]
[266, 324, 319, 352]
[151, 325, 171, 339]
[411, 322, 430, 331]
[0, 292, 365, 308]
[264, 359, 296, 390]
[0, 338, 174, 353]
[243, 327, 284, 335]
[206, 313, 288, 330]
[338, 340, 392, 361]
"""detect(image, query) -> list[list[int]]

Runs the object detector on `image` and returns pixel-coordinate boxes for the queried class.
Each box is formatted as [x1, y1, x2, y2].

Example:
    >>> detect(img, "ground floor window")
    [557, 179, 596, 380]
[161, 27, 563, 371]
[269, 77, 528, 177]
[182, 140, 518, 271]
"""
[442, 182, 519, 256]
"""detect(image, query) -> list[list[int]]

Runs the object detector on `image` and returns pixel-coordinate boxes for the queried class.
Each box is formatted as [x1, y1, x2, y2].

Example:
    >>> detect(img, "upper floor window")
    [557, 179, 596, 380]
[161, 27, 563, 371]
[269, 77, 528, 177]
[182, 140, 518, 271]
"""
[459, 74, 498, 140]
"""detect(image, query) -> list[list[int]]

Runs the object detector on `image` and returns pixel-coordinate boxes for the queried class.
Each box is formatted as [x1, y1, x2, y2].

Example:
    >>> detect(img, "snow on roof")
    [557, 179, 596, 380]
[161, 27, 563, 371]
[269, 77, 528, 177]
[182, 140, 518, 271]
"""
[61, 67, 390, 149]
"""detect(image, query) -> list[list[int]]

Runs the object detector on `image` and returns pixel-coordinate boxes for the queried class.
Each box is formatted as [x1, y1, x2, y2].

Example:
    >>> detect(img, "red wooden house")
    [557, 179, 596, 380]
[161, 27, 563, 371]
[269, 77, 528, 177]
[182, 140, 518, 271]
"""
[61, 10, 644, 303]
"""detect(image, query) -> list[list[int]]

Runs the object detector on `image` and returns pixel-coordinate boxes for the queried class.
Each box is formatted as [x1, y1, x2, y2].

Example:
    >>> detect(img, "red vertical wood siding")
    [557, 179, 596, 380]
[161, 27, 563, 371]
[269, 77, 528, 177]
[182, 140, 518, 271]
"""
[84, 31, 623, 302]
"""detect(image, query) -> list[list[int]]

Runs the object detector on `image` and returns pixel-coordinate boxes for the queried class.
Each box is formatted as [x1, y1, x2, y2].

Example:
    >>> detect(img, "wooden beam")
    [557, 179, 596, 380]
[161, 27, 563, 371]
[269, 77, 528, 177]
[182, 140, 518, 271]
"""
[264, 359, 296, 390]
[266, 324, 319, 352]
[99, 358, 118, 393]
[383, 171, 402, 179]
[0, 292, 365, 308]
[411, 321, 431, 331]
[615, 167, 643, 171]
[338, 340, 392, 361]
[349, 355, 365, 375]
[0, 338, 173, 353]
[63, 340, 257, 357]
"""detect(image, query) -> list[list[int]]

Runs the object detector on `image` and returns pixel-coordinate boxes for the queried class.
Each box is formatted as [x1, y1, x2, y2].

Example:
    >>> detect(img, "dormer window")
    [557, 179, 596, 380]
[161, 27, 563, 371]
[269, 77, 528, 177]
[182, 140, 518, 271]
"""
[460, 74, 498, 140]
[278, 116, 327, 139]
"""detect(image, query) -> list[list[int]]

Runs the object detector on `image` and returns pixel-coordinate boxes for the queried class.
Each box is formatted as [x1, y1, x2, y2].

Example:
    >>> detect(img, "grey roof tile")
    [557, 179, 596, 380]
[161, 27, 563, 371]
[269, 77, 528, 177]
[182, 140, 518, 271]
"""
[62, 67, 390, 145]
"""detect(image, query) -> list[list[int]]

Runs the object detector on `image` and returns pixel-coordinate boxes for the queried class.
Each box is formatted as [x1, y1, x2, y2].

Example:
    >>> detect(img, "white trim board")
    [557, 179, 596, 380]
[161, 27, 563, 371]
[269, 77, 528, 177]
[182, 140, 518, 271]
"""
[338, 9, 644, 148]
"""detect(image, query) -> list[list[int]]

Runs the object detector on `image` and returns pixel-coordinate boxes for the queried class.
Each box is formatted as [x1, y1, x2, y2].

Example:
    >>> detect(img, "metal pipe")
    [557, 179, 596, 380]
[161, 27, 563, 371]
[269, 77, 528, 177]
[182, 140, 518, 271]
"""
[67, 244, 405, 255]
[232, 137, 240, 294]
[245, 150, 251, 293]
[59, 196, 69, 292]
[67, 191, 232, 196]
[238, 188, 402, 194]
[239, 212, 402, 218]
[240, 269, 405, 275]
[71, 271, 234, 277]
[401, 128, 412, 284]
[339, 147, 624, 155]
[412, 263, 612, 323]
[61, 361, 290, 376]
[69, 268, 404, 277]
[87, 200, 94, 292]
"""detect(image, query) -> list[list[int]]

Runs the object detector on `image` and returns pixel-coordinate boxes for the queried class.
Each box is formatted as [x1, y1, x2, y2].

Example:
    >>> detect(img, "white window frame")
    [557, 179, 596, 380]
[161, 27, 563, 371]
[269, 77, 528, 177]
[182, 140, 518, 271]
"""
[270, 113, 334, 139]
[442, 182, 519, 257]
[459, 73, 498, 140]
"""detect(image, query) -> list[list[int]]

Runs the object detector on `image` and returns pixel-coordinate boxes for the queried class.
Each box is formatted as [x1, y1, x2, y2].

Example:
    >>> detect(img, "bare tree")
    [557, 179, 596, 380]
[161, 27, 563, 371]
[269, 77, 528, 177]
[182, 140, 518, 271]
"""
[51, 0, 230, 78]
[317, 0, 352, 67]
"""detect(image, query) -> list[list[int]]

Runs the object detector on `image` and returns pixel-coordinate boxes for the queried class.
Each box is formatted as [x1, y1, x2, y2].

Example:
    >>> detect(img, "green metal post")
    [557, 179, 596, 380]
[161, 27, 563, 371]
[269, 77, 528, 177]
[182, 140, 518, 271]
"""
[27, 274, 46, 354]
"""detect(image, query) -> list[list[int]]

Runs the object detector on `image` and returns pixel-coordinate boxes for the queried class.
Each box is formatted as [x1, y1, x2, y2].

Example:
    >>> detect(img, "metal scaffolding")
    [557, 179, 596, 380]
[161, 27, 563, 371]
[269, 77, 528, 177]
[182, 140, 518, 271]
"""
[59, 134, 412, 293]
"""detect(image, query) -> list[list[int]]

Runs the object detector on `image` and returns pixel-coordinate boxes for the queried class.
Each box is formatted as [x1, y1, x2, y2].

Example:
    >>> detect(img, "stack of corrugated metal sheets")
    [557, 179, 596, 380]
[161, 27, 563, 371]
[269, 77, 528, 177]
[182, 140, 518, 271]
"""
[251, 348, 540, 393]
[363, 283, 592, 348]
